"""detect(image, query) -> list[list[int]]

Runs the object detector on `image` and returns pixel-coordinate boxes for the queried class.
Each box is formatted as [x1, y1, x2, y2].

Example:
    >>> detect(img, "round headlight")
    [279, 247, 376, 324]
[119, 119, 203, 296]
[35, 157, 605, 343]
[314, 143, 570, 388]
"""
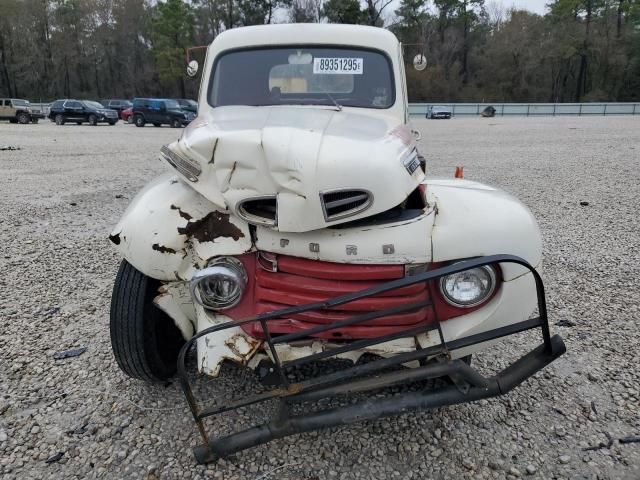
[439, 265, 496, 308]
[190, 257, 247, 310]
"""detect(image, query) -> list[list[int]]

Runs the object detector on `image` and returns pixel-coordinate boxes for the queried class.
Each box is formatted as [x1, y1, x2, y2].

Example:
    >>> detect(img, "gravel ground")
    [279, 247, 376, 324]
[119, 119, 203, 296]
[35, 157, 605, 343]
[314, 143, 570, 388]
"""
[1, 116, 639, 480]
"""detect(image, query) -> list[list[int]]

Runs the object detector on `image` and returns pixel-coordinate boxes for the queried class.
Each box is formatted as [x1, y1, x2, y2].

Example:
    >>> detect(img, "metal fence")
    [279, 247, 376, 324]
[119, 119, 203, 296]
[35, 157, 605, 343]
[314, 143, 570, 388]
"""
[409, 102, 640, 117]
[24, 101, 640, 117]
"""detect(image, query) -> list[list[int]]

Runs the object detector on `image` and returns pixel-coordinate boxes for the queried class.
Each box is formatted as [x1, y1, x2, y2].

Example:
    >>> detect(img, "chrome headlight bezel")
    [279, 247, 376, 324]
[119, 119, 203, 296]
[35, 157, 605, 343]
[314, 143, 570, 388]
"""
[439, 265, 497, 308]
[190, 257, 248, 311]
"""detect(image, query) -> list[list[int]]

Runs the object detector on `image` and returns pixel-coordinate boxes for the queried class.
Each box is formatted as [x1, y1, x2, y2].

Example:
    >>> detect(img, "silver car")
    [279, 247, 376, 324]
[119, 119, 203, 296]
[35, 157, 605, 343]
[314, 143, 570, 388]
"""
[426, 105, 452, 119]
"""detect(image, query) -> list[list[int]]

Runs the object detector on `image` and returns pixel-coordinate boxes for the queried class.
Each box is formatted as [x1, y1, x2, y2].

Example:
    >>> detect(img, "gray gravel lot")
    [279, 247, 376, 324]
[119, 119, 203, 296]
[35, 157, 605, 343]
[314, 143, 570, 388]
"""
[1, 116, 639, 479]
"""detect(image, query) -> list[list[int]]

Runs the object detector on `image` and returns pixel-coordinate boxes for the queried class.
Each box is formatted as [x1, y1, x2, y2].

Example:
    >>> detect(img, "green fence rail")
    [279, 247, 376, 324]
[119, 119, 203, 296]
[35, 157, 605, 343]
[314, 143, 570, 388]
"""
[409, 102, 640, 117]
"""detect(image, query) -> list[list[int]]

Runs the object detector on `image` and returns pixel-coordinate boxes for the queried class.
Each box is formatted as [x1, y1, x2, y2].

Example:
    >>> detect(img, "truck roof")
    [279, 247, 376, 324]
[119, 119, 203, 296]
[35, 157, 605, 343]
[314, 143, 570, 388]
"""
[211, 24, 400, 55]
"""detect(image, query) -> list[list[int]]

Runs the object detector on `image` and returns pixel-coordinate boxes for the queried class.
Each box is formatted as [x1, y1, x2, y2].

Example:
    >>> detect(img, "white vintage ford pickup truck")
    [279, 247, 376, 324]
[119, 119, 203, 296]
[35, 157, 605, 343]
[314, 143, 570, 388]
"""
[108, 23, 565, 463]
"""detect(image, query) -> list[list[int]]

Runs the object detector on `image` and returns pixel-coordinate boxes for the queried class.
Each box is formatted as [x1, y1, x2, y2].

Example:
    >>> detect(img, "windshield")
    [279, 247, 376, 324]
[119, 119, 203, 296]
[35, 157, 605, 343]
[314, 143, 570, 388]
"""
[165, 100, 180, 109]
[12, 99, 28, 106]
[84, 101, 104, 109]
[209, 47, 394, 109]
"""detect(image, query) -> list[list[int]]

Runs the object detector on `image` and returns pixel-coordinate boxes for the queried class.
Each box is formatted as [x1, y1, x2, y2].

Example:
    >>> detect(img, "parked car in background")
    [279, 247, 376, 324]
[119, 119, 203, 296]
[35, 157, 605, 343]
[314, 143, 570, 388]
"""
[177, 98, 198, 113]
[481, 106, 497, 118]
[101, 99, 133, 115]
[48, 99, 119, 125]
[426, 105, 452, 119]
[121, 107, 133, 123]
[0, 98, 44, 124]
[131, 98, 195, 128]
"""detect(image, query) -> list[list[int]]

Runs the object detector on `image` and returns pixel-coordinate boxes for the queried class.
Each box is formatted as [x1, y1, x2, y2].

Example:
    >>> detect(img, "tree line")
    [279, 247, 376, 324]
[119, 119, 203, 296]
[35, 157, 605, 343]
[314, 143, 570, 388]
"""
[0, 0, 638, 103]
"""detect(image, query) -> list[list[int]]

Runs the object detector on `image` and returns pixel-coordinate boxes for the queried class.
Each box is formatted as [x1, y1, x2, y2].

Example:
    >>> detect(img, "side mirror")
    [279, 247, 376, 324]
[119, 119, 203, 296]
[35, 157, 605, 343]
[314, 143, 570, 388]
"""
[187, 60, 199, 77]
[413, 54, 427, 71]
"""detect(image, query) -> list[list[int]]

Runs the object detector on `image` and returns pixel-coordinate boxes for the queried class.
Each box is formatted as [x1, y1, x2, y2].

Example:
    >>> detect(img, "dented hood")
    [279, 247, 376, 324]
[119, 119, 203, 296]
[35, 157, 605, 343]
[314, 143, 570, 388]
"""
[167, 106, 423, 233]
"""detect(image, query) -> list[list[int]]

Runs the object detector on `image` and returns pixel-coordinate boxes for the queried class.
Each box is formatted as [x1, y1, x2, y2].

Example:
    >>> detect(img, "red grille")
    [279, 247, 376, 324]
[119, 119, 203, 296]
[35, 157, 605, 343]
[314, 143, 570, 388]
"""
[227, 253, 436, 340]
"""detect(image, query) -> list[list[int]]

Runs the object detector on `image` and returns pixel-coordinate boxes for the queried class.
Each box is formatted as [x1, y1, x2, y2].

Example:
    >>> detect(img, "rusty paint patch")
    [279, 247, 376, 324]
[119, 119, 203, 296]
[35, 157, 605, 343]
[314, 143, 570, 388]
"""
[224, 334, 262, 360]
[108, 233, 121, 245]
[152, 243, 177, 254]
[178, 211, 244, 242]
[209, 138, 219, 164]
[387, 125, 413, 146]
[170, 204, 193, 221]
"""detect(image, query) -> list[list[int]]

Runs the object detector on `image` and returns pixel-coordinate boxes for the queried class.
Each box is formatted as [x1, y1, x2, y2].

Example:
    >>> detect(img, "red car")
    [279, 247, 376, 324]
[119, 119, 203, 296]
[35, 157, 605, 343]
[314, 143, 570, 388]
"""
[121, 107, 133, 123]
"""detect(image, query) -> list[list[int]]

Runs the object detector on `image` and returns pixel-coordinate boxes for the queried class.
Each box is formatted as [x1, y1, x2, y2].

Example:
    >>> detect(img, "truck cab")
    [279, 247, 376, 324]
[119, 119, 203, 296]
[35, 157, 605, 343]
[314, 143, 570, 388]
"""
[108, 24, 564, 464]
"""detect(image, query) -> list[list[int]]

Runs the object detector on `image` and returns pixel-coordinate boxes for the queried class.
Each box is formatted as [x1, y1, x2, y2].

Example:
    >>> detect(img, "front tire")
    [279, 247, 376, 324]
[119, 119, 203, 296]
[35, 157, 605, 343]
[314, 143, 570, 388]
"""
[110, 260, 186, 382]
[55, 114, 65, 125]
[170, 118, 181, 128]
[17, 112, 30, 124]
[88, 114, 98, 126]
[134, 115, 145, 127]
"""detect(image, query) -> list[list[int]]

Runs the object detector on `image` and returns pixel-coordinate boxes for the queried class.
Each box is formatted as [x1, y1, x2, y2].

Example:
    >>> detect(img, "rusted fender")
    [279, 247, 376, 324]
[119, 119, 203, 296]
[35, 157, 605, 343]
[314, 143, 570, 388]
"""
[109, 173, 252, 281]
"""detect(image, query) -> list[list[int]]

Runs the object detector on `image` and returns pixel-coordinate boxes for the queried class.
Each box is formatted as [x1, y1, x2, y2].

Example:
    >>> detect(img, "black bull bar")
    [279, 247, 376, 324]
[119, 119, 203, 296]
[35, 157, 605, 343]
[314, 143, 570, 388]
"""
[177, 254, 566, 464]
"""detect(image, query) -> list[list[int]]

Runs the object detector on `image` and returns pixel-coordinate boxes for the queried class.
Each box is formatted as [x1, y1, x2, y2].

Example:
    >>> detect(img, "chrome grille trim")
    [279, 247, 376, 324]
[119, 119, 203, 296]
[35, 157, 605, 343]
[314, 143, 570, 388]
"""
[320, 188, 373, 222]
[160, 145, 201, 183]
[236, 195, 278, 227]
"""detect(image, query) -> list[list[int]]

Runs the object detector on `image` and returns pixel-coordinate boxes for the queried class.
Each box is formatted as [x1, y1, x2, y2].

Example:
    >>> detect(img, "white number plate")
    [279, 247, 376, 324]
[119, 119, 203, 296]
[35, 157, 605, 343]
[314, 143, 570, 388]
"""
[313, 57, 363, 75]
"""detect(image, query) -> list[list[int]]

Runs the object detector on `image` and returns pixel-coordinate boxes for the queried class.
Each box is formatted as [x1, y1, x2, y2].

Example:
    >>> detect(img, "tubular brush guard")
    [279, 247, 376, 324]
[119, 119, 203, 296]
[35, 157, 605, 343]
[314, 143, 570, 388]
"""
[176, 254, 566, 464]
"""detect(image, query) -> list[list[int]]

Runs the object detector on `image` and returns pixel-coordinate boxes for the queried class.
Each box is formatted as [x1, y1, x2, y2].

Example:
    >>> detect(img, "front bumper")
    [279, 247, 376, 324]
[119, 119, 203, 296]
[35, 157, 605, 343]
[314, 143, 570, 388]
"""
[177, 254, 565, 464]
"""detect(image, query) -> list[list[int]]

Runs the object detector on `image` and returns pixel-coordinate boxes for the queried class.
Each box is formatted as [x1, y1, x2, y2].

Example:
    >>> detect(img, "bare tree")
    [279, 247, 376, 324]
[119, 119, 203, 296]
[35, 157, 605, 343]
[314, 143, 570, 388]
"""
[364, 0, 395, 26]
[290, 0, 323, 22]
[486, 0, 506, 31]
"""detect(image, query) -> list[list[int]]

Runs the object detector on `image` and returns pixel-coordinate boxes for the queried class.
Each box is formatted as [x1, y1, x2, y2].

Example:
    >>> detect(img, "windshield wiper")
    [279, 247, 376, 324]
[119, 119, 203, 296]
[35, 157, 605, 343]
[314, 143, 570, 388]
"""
[324, 92, 342, 112]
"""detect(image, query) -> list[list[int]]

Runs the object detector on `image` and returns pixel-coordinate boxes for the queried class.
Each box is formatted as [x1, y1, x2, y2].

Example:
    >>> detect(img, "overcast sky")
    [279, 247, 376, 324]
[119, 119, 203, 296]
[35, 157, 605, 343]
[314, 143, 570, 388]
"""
[504, 0, 549, 15]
